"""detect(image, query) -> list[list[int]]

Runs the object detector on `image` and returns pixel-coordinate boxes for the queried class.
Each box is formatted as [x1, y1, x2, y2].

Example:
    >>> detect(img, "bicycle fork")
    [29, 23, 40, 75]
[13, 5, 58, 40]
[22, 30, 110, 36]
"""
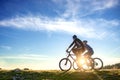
[65, 55, 70, 65]
[65, 59, 68, 65]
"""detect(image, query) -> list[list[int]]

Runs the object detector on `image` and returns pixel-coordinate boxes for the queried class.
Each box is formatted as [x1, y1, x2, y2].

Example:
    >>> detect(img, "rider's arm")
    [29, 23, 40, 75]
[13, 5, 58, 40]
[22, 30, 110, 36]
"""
[66, 40, 75, 51]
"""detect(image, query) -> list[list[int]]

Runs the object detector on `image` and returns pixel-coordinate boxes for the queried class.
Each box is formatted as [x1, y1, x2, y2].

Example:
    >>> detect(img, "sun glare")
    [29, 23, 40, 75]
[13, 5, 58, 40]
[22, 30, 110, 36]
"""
[78, 57, 90, 69]
[80, 58, 86, 64]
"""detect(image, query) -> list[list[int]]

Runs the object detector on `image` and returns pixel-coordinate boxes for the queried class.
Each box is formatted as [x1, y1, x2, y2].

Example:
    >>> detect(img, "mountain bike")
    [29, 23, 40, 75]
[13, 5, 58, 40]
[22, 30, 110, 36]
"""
[59, 50, 103, 71]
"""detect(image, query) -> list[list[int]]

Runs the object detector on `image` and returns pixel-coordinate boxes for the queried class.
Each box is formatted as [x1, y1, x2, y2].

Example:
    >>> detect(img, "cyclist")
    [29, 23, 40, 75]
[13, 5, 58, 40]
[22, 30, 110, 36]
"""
[82, 40, 94, 67]
[82, 40, 94, 58]
[66, 35, 85, 68]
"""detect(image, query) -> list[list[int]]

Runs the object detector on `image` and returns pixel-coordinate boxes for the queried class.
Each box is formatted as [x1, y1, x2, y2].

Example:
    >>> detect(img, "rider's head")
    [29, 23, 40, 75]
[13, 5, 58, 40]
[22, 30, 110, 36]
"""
[83, 40, 87, 44]
[73, 35, 77, 40]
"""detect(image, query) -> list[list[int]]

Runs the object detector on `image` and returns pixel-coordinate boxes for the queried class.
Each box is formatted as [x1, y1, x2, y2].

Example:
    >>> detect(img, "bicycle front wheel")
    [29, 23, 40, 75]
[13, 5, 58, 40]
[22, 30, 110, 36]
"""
[59, 58, 72, 71]
[93, 58, 103, 70]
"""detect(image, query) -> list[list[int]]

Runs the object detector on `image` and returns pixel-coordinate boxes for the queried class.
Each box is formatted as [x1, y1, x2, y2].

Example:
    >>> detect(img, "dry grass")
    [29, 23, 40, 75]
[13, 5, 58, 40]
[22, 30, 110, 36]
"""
[0, 69, 120, 80]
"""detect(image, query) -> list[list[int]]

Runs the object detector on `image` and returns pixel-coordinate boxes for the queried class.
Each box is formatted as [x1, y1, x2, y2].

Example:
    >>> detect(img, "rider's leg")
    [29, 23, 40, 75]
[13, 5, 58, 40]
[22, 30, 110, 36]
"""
[77, 50, 83, 68]
[72, 48, 79, 63]
[72, 49, 80, 68]
[84, 52, 93, 67]
[72, 49, 83, 69]
[84, 53, 90, 66]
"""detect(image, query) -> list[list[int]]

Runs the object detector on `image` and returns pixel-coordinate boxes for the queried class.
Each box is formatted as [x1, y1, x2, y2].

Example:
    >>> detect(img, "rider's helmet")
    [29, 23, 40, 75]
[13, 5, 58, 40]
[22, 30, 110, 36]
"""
[83, 40, 87, 43]
[73, 35, 77, 39]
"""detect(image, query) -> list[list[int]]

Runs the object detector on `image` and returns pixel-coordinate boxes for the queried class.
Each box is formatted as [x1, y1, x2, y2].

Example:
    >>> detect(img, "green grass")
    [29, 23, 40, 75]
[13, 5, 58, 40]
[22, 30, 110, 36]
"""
[0, 69, 120, 80]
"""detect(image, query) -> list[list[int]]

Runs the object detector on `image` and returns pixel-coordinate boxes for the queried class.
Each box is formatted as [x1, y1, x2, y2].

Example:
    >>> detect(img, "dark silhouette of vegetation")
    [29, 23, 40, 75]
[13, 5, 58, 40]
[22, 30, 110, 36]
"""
[24, 68, 29, 71]
[0, 70, 120, 80]
[103, 63, 120, 69]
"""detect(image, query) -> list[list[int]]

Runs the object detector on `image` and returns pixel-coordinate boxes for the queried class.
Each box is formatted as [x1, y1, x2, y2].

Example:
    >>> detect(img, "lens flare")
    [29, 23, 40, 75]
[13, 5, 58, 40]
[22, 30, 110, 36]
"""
[80, 58, 86, 64]
[79, 57, 89, 69]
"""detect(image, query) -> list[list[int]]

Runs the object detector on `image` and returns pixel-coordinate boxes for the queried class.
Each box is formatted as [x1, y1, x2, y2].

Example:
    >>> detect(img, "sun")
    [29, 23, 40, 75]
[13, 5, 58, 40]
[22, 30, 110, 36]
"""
[78, 57, 90, 69]
[79, 58, 86, 65]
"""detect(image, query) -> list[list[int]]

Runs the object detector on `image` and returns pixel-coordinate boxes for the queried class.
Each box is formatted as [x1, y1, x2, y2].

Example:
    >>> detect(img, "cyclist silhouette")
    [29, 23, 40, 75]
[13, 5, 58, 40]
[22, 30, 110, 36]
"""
[59, 36, 103, 71]
[66, 35, 85, 68]
[83, 40, 94, 58]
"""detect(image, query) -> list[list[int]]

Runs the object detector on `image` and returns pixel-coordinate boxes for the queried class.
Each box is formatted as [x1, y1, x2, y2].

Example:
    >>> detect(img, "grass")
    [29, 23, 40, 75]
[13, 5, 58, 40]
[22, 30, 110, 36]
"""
[0, 69, 120, 80]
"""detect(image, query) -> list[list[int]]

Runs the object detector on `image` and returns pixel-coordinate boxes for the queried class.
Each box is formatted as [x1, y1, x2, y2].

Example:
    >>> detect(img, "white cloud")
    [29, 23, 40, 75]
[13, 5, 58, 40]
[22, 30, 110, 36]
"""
[62, 0, 81, 18]
[0, 54, 49, 60]
[0, 0, 119, 39]
[92, 0, 118, 11]
[0, 16, 119, 39]
[52, 0, 119, 18]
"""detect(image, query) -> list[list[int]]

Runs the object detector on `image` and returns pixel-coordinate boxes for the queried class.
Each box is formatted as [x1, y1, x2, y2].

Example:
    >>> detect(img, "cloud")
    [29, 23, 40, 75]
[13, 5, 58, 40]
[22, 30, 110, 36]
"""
[91, 0, 118, 11]
[0, 45, 12, 50]
[0, 0, 119, 39]
[0, 15, 119, 39]
[52, 0, 119, 18]
[0, 54, 49, 60]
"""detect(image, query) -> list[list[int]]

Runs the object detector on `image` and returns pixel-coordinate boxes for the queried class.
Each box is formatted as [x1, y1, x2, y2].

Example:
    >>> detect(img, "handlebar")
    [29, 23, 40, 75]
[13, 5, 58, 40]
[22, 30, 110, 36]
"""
[66, 49, 75, 57]
[66, 49, 71, 53]
[66, 49, 74, 55]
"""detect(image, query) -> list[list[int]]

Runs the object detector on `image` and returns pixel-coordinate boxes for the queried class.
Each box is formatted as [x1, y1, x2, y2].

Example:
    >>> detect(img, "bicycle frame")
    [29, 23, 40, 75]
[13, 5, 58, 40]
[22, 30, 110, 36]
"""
[59, 50, 103, 71]
[66, 51, 92, 67]
[66, 51, 76, 62]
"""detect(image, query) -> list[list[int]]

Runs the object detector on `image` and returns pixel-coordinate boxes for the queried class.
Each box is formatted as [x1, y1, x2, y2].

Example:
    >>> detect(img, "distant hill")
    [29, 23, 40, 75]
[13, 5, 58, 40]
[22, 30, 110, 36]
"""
[103, 63, 120, 69]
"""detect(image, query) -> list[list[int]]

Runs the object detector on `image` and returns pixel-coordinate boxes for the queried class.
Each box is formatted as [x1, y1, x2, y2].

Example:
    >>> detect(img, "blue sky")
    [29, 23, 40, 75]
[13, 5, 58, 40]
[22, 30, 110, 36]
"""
[0, 0, 120, 70]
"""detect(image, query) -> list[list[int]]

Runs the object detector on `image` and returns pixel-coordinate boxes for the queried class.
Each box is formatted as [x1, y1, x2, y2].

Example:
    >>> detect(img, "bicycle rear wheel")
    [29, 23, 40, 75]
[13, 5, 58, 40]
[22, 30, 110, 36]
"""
[93, 58, 103, 70]
[59, 58, 72, 71]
